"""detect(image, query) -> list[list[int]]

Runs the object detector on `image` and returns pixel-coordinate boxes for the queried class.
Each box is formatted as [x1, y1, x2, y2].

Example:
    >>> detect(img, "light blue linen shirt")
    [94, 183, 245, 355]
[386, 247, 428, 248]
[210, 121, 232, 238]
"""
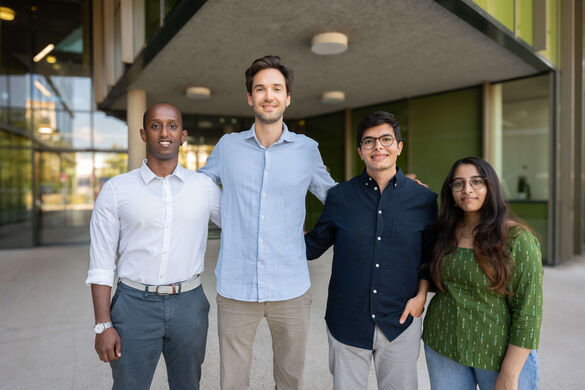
[199, 123, 335, 302]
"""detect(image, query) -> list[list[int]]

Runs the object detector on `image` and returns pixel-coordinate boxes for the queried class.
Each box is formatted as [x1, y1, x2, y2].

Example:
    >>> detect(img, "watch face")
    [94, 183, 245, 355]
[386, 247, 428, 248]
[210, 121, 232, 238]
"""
[95, 323, 105, 334]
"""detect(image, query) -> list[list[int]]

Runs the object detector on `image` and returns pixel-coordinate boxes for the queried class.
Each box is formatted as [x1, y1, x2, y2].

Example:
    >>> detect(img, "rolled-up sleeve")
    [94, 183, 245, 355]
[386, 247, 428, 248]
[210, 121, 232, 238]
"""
[507, 230, 543, 349]
[85, 180, 119, 287]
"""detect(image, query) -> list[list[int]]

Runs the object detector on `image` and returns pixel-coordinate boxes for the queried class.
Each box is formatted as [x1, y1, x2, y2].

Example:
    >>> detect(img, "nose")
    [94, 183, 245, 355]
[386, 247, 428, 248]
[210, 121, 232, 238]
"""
[463, 181, 475, 193]
[160, 124, 169, 137]
[374, 138, 384, 149]
[265, 88, 275, 101]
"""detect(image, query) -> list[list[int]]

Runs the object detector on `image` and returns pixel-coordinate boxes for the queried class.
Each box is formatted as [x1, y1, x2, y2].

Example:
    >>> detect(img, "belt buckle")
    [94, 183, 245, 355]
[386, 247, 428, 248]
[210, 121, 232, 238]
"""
[155, 284, 178, 296]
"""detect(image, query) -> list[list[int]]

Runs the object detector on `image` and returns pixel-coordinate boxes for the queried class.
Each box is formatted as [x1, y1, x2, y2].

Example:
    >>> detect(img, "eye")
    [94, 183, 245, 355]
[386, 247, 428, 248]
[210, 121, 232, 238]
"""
[471, 178, 484, 186]
[169, 123, 177, 129]
[151, 123, 160, 129]
[362, 138, 375, 146]
[452, 181, 464, 189]
[381, 136, 393, 143]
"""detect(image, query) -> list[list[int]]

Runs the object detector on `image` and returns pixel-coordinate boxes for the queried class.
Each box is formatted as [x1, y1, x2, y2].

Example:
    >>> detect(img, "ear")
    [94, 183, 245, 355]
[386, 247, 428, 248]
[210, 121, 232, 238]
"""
[247, 93, 253, 107]
[140, 128, 147, 142]
[285, 93, 291, 107]
[181, 129, 188, 144]
[396, 141, 404, 156]
[357, 147, 364, 160]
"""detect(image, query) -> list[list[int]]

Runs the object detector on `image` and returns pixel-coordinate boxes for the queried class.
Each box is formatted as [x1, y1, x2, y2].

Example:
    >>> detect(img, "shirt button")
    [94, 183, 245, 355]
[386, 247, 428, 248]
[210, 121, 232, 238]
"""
[378, 210, 382, 214]
[369, 177, 372, 181]
[262, 192, 266, 196]
[374, 186, 378, 190]
[371, 314, 376, 319]
[377, 236, 381, 240]
[264, 170, 268, 174]
[375, 264, 380, 268]
[162, 250, 168, 254]
[259, 238, 263, 243]
[261, 215, 265, 219]
[373, 289, 377, 294]
[159, 274, 163, 278]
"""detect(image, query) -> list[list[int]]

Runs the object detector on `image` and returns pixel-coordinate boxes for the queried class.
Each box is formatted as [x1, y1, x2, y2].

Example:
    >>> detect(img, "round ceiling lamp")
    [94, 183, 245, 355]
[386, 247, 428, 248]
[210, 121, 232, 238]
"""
[186, 86, 211, 100]
[311, 32, 348, 55]
[0, 7, 15, 21]
[321, 91, 345, 104]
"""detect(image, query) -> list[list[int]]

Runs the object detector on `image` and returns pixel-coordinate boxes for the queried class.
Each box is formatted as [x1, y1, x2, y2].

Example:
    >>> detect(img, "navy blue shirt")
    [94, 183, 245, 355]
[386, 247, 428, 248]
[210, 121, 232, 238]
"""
[305, 168, 437, 349]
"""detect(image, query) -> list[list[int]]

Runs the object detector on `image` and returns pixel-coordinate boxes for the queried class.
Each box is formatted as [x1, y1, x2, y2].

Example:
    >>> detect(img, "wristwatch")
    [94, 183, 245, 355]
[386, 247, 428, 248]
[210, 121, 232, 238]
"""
[94, 321, 113, 334]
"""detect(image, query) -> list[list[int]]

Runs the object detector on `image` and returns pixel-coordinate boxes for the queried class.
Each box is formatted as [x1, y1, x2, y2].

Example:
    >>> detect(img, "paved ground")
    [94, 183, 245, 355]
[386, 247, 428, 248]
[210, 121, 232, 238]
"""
[1, 240, 584, 389]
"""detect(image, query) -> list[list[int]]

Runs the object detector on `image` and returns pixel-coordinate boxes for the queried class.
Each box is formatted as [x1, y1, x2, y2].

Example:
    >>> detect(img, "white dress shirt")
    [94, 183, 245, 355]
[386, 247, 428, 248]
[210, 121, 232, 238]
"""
[86, 161, 220, 287]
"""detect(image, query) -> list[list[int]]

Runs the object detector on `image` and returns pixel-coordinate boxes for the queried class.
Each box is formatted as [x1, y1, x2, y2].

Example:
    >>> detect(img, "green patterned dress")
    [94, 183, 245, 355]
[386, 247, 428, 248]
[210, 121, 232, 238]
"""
[422, 228, 543, 371]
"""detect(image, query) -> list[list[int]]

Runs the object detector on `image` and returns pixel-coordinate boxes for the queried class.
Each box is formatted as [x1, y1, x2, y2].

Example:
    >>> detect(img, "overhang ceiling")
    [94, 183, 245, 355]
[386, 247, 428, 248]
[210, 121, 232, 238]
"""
[119, 0, 540, 119]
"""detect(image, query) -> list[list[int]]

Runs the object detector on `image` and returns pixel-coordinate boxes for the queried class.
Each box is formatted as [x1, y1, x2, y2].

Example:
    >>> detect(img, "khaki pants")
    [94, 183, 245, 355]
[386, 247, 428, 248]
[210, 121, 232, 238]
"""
[217, 290, 312, 390]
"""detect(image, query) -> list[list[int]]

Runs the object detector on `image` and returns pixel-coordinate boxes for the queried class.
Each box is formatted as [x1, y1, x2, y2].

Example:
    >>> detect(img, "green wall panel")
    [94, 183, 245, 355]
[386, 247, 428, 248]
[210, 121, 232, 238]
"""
[302, 111, 345, 229]
[472, 0, 514, 31]
[409, 87, 482, 194]
[516, 0, 534, 46]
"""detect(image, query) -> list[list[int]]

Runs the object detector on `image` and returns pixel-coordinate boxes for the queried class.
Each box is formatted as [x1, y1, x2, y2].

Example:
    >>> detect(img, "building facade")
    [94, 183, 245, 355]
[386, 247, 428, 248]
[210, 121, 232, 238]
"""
[1, 0, 584, 266]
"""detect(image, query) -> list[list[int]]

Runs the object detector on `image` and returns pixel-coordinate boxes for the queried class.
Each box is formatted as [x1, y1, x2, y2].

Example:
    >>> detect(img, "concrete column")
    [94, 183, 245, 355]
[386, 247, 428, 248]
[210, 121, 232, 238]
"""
[482, 83, 503, 177]
[127, 89, 147, 171]
[344, 108, 353, 181]
[557, 0, 576, 263]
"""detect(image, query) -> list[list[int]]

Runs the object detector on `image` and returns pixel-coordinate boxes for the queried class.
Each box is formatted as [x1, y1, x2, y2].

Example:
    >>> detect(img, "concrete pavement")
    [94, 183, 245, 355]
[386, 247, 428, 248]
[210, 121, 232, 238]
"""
[0, 240, 584, 389]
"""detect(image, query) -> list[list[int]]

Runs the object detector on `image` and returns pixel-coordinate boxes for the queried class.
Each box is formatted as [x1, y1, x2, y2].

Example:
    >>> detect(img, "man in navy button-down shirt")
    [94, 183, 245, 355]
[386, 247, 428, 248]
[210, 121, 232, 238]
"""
[305, 111, 437, 390]
[200, 56, 335, 390]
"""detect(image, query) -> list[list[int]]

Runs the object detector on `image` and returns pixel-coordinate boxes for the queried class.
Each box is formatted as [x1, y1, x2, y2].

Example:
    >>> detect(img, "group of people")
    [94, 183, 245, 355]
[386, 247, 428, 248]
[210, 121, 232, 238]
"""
[85, 55, 543, 390]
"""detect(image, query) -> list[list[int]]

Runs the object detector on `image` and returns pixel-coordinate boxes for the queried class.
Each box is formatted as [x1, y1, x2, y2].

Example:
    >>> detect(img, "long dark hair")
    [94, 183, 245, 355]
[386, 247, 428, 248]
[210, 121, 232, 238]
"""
[431, 157, 526, 294]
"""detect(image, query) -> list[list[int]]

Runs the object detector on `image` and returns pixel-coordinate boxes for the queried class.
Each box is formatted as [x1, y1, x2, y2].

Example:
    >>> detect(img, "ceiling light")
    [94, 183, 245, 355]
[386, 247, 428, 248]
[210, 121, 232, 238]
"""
[38, 126, 53, 134]
[321, 91, 345, 104]
[311, 32, 348, 55]
[34, 80, 52, 97]
[46, 55, 56, 64]
[33, 44, 55, 63]
[186, 86, 211, 100]
[0, 6, 15, 21]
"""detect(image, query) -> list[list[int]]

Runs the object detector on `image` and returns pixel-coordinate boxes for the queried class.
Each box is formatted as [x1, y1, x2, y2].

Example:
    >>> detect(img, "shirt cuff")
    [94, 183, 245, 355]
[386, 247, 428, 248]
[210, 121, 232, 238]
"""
[85, 268, 115, 287]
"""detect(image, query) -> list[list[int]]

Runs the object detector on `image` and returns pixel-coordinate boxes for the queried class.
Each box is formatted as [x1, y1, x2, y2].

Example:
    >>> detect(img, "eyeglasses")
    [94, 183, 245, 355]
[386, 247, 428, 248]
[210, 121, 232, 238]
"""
[450, 176, 487, 192]
[360, 135, 396, 149]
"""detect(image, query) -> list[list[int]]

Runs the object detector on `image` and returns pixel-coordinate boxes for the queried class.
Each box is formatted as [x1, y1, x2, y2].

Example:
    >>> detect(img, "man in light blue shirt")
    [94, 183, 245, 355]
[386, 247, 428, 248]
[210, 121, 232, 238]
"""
[200, 55, 335, 390]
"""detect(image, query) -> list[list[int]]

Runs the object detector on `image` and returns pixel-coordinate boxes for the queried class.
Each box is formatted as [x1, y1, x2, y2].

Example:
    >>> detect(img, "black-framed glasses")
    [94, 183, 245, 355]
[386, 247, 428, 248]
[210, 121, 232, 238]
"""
[360, 135, 396, 149]
[450, 176, 487, 192]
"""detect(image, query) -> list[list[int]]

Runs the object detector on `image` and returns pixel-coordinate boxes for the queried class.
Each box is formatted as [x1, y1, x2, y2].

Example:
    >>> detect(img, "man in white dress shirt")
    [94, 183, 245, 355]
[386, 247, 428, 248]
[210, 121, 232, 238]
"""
[86, 103, 220, 390]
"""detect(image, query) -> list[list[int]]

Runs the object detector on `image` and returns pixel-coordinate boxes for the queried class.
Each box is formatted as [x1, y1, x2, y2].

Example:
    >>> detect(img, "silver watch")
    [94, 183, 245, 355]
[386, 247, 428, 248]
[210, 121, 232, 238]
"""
[94, 321, 113, 334]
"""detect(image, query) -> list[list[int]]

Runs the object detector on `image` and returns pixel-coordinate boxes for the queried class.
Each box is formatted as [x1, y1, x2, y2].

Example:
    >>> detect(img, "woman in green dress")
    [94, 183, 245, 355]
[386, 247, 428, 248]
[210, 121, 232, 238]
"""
[423, 157, 543, 390]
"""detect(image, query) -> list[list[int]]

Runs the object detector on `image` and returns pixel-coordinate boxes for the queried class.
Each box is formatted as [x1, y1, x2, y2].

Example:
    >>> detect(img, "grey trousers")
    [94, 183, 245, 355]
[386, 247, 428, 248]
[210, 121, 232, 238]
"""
[327, 316, 422, 390]
[109, 282, 210, 390]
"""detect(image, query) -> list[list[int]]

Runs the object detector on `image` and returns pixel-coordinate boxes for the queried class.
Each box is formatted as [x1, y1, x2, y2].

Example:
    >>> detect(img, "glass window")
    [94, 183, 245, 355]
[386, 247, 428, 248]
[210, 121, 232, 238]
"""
[93, 111, 128, 150]
[489, 74, 551, 260]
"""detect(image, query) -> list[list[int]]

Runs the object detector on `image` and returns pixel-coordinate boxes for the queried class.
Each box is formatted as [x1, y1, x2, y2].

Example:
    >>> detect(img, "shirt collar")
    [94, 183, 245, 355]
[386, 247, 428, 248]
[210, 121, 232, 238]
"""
[359, 166, 405, 190]
[244, 123, 295, 146]
[139, 159, 185, 184]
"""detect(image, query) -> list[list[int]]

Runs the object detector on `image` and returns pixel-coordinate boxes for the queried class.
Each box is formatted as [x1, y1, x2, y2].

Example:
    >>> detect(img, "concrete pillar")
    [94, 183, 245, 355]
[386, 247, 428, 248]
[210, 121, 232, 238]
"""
[557, 0, 576, 263]
[482, 83, 503, 177]
[127, 89, 147, 171]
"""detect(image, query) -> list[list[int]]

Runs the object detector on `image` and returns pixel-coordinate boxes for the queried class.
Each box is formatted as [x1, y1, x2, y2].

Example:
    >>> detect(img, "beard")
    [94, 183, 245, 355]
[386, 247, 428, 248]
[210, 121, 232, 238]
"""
[254, 106, 285, 124]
